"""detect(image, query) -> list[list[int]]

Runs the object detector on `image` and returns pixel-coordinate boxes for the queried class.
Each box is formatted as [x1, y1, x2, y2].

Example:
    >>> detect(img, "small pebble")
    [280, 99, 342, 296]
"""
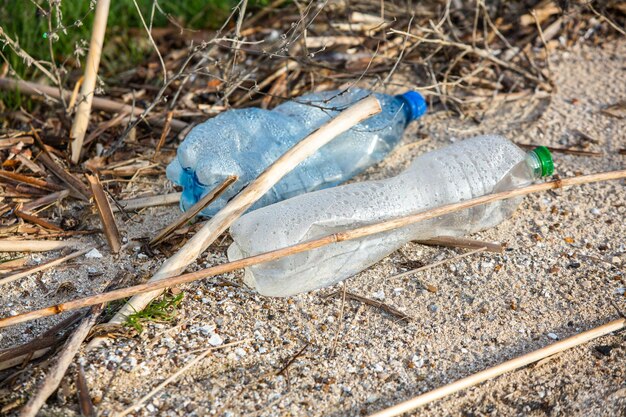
[85, 248, 103, 259]
[198, 325, 216, 335]
[372, 290, 385, 301]
[410, 355, 424, 368]
[547, 333, 558, 340]
[366, 394, 379, 404]
[373, 363, 384, 373]
[208, 333, 224, 346]
[590, 208, 600, 216]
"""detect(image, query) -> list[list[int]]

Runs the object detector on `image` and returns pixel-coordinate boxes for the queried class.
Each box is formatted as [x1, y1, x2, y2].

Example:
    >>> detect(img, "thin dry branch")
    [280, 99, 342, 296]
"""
[325, 290, 411, 321]
[113, 192, 182, 212]
[86, 173, 121, 253]
[0, 247, 92, 287]
[21, 190, 70, 212]
[150, 176, 237, 247]
[2, 169, 625, 328]
[389, 247, 487, 280]
[388, 28, 551, 90]
[37, 152, 92, 201]
[117, 339, 250, 417]
[0, 240, 81, 252]
[69, 0, 111, 163]
[0, 78, 188, 131]
[368, 317, 626, 417]
[416, 236, 503, 253]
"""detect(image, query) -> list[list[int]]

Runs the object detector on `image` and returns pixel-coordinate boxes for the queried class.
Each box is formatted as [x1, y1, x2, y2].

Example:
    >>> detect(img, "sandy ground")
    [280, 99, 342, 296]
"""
[0, 39, 624, 417]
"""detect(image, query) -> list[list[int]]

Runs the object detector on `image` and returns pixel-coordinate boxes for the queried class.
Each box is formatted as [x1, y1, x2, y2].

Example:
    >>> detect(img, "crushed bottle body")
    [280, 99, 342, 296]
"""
[227, 135, 551, 297]
[167, 89, 426, 216]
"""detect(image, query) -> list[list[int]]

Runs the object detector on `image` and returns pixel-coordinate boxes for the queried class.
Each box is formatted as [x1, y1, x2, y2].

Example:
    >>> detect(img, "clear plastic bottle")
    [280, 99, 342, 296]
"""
[166, 89, 426, 216]
[227, 135, 554, 297]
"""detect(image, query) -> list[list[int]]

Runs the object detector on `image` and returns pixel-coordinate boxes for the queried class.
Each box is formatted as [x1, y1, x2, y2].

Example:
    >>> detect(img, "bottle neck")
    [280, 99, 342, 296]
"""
[525, 151, 543, 179]
[396, 92, 427, 124]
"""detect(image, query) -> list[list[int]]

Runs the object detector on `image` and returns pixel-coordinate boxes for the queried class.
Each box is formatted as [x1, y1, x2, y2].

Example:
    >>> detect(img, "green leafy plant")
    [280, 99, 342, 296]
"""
[124, 292, 184, 333]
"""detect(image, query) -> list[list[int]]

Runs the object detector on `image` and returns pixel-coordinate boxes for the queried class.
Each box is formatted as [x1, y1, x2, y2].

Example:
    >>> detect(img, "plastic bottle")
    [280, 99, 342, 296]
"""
[227, 135, 554, 297]
[166, 89, 426, 216]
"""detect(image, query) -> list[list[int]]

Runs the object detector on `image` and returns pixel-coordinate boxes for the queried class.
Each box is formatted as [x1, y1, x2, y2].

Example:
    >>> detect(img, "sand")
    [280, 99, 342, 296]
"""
[0, 39, 624, 416]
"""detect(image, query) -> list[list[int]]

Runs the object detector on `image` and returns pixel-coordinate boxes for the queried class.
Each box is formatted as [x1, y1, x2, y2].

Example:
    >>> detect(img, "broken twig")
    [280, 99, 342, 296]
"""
[86, 174, 121, 253]
[0, 247, 92, 287]
[150, 175, 237, 247]
[368, 318, 626, 417]
[69, 0, 110, 163]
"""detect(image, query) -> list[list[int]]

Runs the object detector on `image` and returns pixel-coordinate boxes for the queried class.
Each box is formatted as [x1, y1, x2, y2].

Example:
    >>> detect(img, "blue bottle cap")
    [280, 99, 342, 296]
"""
[398, 91, 427, 122]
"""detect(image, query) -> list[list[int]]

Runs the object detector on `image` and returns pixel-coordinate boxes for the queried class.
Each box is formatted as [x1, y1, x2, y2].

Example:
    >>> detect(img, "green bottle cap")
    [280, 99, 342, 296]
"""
[531, 146, 554, 177]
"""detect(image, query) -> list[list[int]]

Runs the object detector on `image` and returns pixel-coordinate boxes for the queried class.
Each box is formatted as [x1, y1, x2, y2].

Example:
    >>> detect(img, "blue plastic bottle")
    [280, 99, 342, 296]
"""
[166, 89, 426, 216]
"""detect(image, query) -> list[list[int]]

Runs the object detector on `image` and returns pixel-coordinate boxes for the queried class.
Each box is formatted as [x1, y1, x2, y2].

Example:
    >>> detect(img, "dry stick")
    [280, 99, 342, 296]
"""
[69, 0, 111, 163]
[3, 169, 625, 329]
[21, 190, 70, 212]
[368, 317, 626, 417]
[86, 174, 121, 253]
[76, 364, 96, 417]
[18, 306, 102, 417]
[112, 192, 182, 212]
[0, 348, 49, 372]
[0, 247, 92, 287]
[0, 240, 81, 253]
[416, 236, 503, 253]
[516, 143, 602, 157]
[101, 96, 382, 335]
[14, 210, 63, 232]
[0, 78, 188, 132]
[389, 247, 487, 280]
[116, 339, 250, 417]
[150, 176, 237, 247]
[388, 29, 550, 89]
[326, 290, 411, 321]
[37, 152, 92, 201]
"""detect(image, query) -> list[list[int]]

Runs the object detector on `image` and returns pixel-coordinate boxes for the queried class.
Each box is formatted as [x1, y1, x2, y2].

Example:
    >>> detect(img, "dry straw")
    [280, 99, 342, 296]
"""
[1, 169, 624, 329]
[369, 317, 626, 417]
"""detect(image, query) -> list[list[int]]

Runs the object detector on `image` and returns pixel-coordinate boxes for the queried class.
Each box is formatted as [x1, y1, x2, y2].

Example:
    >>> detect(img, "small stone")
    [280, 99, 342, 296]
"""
[373, 362, 384, 373]
[85, 248, 102, 259]
[137, 253, 148, 260]
[208, 333, 223, 346]
[410, 355, 424, 368]
[258, 346, 267, 353]
[428, 304, 438, 313]
[590, 208, 600, 216]
[366, 394, 379, 404]
[611, 256, 621, 265]
[461, 348, 469, 354]
[372, 290, 385, 301]
[198, 325, 216, 336]
[234, 347, 247, 358]
[547, 333, 558, 340]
